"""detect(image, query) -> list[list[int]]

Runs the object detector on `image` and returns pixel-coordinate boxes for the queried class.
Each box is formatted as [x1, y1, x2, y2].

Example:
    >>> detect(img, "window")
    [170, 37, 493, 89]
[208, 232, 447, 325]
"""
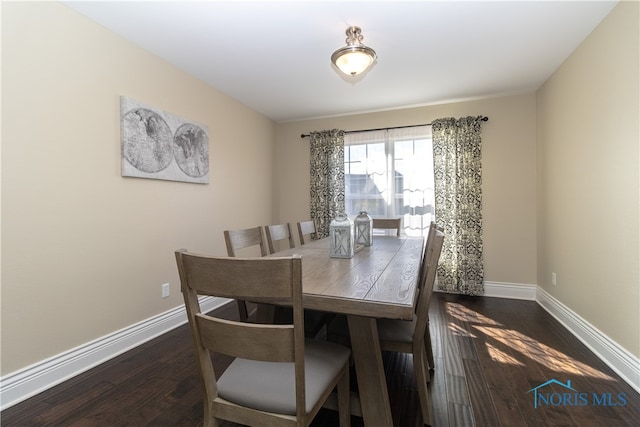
[344, 126, 434, 237]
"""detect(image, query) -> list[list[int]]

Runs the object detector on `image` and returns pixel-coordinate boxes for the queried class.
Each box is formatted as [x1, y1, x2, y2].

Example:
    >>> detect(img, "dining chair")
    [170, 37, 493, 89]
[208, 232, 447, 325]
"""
[223, 227, 268, 321]
[265, 222, 335, 338]
[328, 229, 444, 426]
[175, 251, 352, 427]
[372, 218, 402, 236]
[421, 221, 444, 372]
[297, 220, 317, 245]
[265, 223, 296, 254]
[418, 221, 437, 292]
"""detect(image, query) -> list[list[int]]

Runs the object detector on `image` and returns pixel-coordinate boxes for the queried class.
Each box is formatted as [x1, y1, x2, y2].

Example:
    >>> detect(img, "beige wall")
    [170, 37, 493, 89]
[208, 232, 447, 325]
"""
[274, 93, 538, 286]
[537, 1, 639, 357]
[1, 2, 275, 374]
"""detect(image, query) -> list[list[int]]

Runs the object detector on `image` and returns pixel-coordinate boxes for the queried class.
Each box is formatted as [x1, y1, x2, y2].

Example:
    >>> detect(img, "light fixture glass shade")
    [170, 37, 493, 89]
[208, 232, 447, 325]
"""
[331, 26, 377, 76]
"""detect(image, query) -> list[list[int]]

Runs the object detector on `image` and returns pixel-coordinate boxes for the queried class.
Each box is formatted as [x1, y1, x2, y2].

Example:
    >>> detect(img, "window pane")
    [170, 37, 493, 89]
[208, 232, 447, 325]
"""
[345, 142, 387, 216]
[345, 128, 434, 236]
[393, 137, 434, 236]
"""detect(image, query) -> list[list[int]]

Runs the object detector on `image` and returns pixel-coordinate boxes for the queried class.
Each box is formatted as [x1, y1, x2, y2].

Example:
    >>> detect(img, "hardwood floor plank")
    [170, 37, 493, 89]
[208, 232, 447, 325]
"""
[462, 358, 500, 427]
[445, 373, 471, 405]
[467, 311, 529, 425]
[0, 400, 52, 426]
[33, 381, 115, 426]
[430, 356, 451, 427]
[448, 402, 475, 426]
[443, 330, 465, 377]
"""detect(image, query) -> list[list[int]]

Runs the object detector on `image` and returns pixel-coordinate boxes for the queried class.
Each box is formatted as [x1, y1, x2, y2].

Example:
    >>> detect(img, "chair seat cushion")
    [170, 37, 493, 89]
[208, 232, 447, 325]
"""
[377, 316, 416, 343]
[217, 338, 350, 415]
[329, 314, 416, 344]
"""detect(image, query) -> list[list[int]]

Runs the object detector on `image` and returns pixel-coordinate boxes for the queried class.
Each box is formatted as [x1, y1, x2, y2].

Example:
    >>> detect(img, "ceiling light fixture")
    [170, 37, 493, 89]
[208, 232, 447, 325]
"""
[331, 26, 377, 76]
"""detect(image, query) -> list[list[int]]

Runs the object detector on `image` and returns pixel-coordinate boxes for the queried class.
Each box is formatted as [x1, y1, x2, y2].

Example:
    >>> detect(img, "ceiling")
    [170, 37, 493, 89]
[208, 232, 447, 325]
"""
[62, 1, 618, 123]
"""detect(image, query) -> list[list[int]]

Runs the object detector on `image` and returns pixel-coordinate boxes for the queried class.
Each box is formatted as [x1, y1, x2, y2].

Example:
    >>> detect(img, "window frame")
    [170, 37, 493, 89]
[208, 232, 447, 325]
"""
[344, 126, 434, 237]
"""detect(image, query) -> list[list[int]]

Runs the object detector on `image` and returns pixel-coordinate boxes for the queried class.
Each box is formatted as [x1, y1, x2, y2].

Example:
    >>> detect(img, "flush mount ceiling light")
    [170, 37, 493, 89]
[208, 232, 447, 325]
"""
[331, 26, 377, 76]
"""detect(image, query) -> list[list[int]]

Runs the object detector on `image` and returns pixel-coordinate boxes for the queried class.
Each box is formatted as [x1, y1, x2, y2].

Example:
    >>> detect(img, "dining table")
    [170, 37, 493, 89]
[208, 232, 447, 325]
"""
[262, 235, 425, 426]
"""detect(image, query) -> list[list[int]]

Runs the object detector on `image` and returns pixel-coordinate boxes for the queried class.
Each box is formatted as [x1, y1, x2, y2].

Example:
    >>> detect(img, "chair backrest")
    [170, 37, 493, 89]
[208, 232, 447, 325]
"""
[265, 223, 295, 254]
[413, 229, 444, 343]
[224, 226, 268, 257]
[175, 251, 307, 420]
[418, 221, 444, 293]
[372, 218, 402, 236]
[297, 220, 317, 245]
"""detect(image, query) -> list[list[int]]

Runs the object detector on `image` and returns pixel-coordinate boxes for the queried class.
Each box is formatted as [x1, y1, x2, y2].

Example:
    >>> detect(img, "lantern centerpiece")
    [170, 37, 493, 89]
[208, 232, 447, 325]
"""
[330, 212, 355, 258]
[354, 211, 373, 246]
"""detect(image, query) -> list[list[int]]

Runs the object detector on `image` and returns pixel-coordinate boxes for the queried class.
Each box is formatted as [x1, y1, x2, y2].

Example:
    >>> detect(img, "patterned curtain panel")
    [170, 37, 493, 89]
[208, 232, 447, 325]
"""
[432, 116, 485, 295]
[309, 130, 345, 238]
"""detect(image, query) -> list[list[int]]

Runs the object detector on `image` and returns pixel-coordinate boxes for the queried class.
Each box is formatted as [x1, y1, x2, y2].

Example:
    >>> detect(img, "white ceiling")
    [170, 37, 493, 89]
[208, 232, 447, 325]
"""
[62, 1, 618, 123]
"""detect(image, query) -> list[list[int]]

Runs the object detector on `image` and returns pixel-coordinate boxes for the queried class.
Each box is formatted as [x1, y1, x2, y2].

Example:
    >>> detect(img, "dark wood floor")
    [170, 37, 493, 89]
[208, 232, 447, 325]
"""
[3, 293, 639, 426]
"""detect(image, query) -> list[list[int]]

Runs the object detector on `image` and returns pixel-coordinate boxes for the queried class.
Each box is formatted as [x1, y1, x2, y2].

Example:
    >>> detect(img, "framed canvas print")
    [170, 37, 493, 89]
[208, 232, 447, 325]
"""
[121, 97, 209, 184]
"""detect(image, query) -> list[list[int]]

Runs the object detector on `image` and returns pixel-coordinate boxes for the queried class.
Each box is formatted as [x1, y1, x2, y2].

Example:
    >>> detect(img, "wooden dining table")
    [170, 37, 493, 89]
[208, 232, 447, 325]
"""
[263, 235, 425, 426]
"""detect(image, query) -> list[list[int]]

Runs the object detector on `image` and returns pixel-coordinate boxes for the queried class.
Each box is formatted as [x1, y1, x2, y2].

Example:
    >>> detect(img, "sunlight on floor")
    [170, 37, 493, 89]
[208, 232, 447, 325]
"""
[445, 302, 615, 381]
[485, 342, 525, 366]
[447, 321, 477, 338]
[446, 302, 503, 326]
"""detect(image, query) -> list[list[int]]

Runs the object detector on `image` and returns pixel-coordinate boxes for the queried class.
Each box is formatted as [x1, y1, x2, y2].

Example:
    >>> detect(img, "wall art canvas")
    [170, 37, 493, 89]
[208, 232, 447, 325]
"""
[121, 97, 209, 184]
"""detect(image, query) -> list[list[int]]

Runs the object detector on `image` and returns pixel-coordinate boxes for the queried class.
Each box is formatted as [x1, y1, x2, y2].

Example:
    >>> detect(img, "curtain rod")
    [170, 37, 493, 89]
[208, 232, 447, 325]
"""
[300, 116, 488, 138]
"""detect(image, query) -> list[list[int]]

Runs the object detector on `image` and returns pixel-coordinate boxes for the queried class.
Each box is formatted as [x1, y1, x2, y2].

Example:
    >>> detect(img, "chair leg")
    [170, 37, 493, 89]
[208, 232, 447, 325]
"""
[337, 365, 351, 427]
[425, 323, 435, 371]
[236, 299, 249, 322]
[204, 401, 218, 427]
[414, 349, 433, 426]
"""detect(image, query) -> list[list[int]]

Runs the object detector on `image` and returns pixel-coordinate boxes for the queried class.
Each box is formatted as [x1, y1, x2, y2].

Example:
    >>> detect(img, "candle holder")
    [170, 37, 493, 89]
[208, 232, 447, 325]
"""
[330, 212, 354, 258]
[354, 211, 373, 246]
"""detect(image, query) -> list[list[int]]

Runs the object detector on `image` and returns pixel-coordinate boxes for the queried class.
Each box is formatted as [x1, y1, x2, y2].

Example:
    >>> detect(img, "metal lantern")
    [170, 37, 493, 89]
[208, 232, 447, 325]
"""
[330, 212, 355, 258]
[354, 211, 373, 246]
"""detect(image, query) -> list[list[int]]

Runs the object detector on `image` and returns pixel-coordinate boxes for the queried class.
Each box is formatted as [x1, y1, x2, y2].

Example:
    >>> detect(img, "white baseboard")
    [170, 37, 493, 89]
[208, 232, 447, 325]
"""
[536, 287, 640, 394]
[0, 296, 229, 411]
[483, 281, 537, 300]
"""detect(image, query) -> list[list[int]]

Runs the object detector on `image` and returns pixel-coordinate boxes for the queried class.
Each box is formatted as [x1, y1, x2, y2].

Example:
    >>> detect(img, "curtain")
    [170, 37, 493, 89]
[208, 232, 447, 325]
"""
[309, 129, 345, 238]
[432, 116, 485, 295]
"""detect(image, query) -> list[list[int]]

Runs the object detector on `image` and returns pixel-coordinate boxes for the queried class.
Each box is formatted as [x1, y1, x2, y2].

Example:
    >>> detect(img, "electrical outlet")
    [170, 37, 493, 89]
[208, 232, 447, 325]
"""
[161, 283, 170, 298]
[551, 273, 557, 286]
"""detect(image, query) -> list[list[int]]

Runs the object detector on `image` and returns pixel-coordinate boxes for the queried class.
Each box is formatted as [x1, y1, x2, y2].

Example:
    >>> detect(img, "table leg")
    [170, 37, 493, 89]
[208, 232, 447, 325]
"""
[347, 315, 393, 426]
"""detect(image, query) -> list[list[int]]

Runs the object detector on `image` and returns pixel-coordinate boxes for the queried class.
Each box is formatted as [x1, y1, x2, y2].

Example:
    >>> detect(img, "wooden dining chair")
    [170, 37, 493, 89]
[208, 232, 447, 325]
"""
[376, 230, 443, 426]
[223, 227, 267, 321]
[328, 229, 444, 426]
[372, 218, 402, 236]
[265, 222, 335, 338]
[418, 221, 438, 292]
[421, 221, 444, 372]
[265, 223, 295, 254]
[175, 251, 351, 427]
[297, 220, 317, 245]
